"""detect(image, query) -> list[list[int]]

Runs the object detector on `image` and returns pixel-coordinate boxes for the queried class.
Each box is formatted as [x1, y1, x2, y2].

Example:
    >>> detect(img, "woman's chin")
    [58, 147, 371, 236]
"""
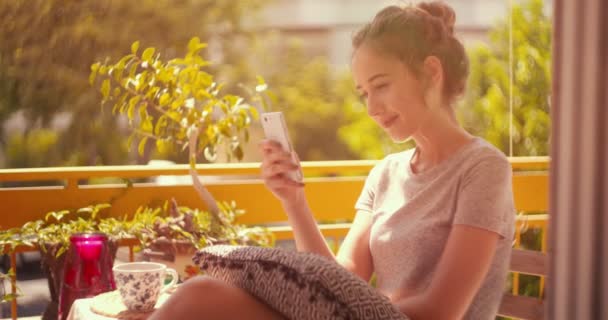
[387, 131, 412, 144]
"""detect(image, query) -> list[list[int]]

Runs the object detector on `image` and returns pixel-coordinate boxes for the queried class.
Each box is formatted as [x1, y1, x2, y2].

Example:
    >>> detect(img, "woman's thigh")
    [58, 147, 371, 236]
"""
[149, 276, 285, 320]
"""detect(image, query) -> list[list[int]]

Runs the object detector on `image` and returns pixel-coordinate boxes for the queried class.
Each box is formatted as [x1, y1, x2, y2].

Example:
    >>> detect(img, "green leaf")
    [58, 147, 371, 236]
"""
[249, 105, 259, 120]
[126, 133, 136, 150]
[188, 37, 200, 50]
[156, 139, 172, 154]
[187, 37, 207, 53]
[154, 115, 168, 136]
[127, 101, 136, 121]
[89, 67, 98, 85]
[233, 145, 243, 161]
[114, 93, 129, 115]
[129, 63, 138, 78]
[138, 137, 149, 156]
[141, 117, 153, 133]
[159, 93, 171, 107]
[131, 41, 140, 55]
[142, 47, 155, 62]
[55, 245, 67, 259]
[243, 129, 250, 143]
[101, 79, 111, 99]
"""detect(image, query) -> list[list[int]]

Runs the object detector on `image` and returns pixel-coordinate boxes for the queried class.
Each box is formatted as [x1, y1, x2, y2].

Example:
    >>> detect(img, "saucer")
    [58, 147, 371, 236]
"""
[89, 288, 175, 319]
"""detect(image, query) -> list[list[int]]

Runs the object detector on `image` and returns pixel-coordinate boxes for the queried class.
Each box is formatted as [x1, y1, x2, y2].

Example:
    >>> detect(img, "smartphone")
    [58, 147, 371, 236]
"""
[261, 112, 303, 182]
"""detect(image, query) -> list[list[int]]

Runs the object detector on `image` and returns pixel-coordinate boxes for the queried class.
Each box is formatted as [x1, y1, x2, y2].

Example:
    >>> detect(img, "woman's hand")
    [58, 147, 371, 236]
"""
[259, 140, 305, 206]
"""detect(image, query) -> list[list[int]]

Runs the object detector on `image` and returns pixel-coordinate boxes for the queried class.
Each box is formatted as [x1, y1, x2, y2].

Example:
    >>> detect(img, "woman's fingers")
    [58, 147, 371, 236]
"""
[258, 139, 304, 189]
[261, 162, 299, 179]
[265, 176, 305, 189]
[261, 150, 293, 167]
[258, 140, 284, 154]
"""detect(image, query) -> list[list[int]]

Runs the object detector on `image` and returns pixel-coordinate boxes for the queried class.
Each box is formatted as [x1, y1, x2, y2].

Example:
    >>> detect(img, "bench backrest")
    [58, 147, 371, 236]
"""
[499, 248, 547, 320]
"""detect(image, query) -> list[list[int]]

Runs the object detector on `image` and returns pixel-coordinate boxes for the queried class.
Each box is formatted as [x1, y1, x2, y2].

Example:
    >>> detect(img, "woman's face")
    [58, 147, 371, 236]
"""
[352, 44, 430, 142]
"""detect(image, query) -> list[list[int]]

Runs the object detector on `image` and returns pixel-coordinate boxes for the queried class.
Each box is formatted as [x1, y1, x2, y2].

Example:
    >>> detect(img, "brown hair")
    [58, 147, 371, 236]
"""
[352, 1, 469, 102]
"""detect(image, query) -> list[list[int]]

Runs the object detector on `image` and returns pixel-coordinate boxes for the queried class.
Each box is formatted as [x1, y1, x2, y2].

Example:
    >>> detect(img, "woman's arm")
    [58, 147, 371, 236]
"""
[392, 224, 499, 320]
[281, 197, 335, 259]
[260, 141, 374, 280]
[284, 198, 375, 281]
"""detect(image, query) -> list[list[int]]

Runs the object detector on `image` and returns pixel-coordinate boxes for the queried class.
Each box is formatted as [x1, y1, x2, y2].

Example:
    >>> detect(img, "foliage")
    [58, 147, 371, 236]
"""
[90, 37, 267, 215]
[129, 199, 274, 250]
[0, 202, 273, 260]
[458, 0, 551, 156]
[0, 0, 267, 168]
[0, 200, 273, 304]
[0, 268, 18, 303]
[0, 204, 119, 259]
[90, 37, 266, 165]
[257, 40, 360, 160]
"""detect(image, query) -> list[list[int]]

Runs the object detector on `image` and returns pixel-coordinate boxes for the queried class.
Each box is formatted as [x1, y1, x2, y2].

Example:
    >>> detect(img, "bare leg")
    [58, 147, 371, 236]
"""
[149, 276, 285, 320]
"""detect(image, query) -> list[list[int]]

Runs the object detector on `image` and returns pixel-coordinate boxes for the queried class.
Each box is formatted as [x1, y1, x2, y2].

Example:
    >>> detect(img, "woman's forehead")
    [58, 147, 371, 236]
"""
[352, 46, 404, 84]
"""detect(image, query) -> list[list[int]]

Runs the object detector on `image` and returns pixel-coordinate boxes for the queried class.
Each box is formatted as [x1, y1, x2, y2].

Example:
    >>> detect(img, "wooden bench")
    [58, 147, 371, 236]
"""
[499, 248, 547, 320]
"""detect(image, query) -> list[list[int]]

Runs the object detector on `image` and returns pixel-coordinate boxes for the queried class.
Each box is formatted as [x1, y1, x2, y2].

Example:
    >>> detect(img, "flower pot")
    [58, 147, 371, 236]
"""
[142, 239, 199, 281]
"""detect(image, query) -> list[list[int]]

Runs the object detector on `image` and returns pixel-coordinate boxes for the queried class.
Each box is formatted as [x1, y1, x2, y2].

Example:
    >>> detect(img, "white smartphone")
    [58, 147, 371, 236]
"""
[261, 112, 303, 182]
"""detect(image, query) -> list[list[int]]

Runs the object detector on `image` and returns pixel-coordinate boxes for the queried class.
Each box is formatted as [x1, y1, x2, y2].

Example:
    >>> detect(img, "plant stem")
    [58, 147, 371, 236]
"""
[188, 128, 219, 216]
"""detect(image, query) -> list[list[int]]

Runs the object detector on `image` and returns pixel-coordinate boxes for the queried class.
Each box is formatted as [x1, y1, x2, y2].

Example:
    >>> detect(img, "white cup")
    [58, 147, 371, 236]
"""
[113, 262, 178, 312]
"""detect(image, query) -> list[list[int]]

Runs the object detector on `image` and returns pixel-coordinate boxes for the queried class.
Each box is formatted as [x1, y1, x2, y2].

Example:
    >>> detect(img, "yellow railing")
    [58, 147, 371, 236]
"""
[0, 157, 549, 319]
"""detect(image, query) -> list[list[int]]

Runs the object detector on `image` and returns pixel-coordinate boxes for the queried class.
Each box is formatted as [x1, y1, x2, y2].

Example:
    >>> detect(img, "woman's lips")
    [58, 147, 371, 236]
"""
[380, 115, 398, 128]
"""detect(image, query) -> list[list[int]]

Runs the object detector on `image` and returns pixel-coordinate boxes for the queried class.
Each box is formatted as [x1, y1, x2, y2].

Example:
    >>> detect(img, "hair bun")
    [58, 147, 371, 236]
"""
[417, 1, 456, 35]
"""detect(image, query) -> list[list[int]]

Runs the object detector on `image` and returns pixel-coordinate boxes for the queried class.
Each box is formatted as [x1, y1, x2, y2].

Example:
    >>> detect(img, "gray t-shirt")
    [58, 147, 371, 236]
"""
[355, 137, 515, 320]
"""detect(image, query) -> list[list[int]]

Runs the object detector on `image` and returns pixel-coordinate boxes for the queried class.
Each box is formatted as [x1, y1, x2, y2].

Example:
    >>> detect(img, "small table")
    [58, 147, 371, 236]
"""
[67, 298, 116, 320]
[67, 290, 172, 320]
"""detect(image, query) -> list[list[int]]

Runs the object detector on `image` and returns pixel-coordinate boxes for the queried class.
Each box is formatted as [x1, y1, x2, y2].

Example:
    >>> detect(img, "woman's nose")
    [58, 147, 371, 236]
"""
[366, 94, 384, 116]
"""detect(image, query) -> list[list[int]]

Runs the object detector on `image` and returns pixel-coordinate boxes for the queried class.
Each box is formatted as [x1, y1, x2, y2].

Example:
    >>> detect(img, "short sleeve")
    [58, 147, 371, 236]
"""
[453, 156, 515, 239]
[354, 164, 381, 213]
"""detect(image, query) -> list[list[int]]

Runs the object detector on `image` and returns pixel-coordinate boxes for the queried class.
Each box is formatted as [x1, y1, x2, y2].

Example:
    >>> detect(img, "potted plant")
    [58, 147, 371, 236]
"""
[0, 200, 273, 319]
[89, 36, 267, 215]
[128, 198, 273, 280]
[0, 204, 127, 319]
[89, 36, 271, 277]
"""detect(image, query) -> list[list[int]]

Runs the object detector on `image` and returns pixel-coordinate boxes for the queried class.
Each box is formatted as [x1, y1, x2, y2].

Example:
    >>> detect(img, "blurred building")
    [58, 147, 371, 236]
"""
[260, 0, 550, 69]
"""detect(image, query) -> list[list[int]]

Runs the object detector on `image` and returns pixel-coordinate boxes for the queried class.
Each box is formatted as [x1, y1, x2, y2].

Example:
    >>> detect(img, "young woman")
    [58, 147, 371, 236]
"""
[151, 2, 514, 319]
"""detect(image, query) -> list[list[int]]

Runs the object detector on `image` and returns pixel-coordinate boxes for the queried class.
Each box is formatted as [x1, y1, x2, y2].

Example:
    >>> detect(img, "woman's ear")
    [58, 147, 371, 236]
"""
[422, 56, 444, 110]
[422, 56, 443, 91]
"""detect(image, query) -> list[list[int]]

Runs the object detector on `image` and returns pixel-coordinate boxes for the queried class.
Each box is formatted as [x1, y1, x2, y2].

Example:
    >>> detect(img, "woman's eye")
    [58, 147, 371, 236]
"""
[374, 83, 388, 90]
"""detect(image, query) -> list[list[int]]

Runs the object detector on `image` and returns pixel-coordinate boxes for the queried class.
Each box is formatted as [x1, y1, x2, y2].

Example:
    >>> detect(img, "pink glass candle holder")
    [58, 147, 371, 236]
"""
[58, 233, 116, 320]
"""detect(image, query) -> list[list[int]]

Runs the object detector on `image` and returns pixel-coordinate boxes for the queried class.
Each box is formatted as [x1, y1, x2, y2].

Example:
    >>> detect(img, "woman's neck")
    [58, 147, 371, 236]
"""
[410, 111, 473, 173]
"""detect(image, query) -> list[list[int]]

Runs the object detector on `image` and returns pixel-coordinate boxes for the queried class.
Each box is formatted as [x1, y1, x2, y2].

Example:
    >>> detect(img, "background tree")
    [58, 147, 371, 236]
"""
[0, 0, 267, 168]
[458, 0, 551, 156]
[257, 40, 359, 161]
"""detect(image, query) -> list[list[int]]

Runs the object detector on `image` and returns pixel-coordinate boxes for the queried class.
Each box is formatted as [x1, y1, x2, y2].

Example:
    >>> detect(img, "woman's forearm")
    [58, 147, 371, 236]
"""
[282, 198, 335, 260]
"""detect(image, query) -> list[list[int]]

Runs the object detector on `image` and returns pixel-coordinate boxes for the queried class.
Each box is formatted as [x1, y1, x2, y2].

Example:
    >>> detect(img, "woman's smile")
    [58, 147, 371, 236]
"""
[380, 115, 399, 129]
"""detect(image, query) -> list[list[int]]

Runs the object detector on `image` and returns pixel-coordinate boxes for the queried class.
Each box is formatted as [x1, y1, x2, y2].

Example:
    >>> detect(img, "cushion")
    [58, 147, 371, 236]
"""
[192, 245, 408, 320]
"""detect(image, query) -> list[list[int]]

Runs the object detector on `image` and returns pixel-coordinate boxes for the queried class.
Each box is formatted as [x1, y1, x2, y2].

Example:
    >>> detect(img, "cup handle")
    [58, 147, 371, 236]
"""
[161, 268, 179, 293]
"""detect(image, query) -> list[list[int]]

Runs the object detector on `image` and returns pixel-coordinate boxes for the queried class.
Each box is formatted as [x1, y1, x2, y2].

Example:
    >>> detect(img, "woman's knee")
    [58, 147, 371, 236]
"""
[180, 275, 226, 294]
[175, 276, 234, 306]
[150, 276, 231, 319]
[152, 276, 284, 320]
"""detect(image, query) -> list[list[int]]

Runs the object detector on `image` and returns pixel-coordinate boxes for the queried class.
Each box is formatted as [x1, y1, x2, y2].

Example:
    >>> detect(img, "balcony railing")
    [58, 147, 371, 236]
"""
[0, 157, 549, 319]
